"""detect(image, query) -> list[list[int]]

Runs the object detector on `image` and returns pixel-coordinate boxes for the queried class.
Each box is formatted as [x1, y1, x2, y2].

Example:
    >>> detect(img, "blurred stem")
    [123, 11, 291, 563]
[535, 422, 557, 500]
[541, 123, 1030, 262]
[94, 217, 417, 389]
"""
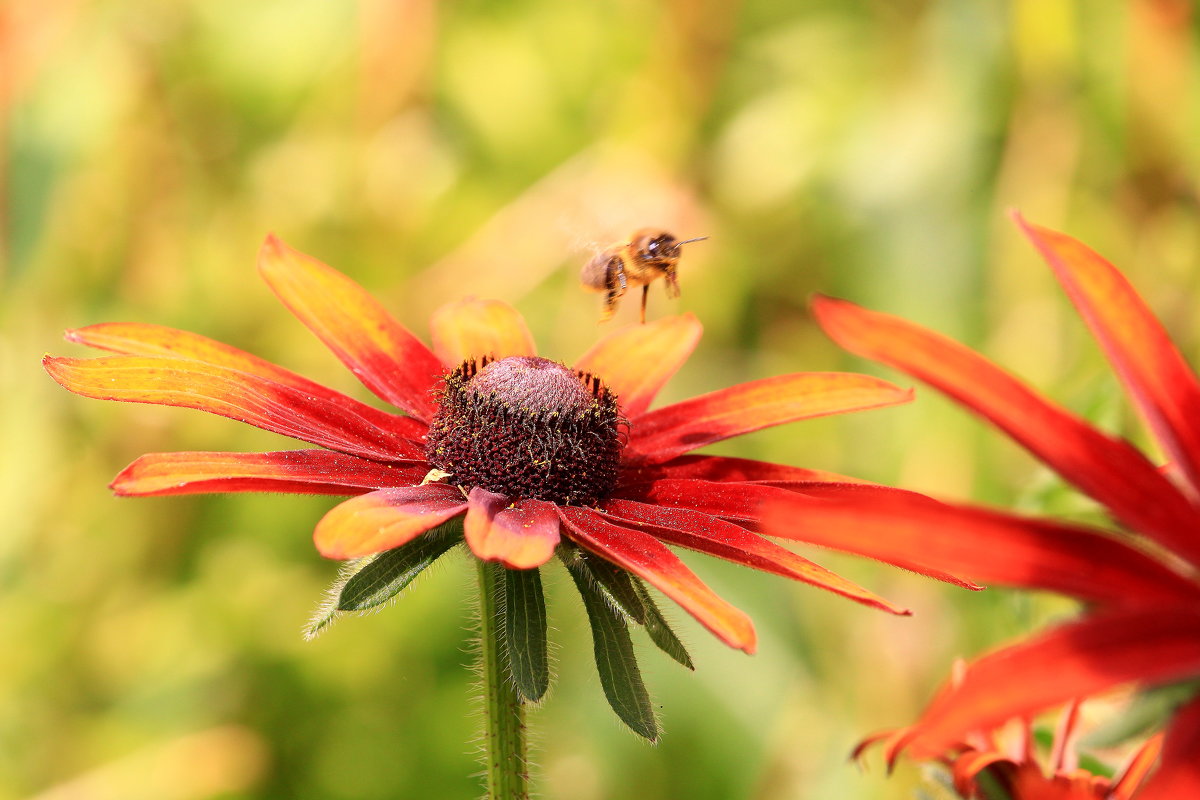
[477, 560, 528, 800]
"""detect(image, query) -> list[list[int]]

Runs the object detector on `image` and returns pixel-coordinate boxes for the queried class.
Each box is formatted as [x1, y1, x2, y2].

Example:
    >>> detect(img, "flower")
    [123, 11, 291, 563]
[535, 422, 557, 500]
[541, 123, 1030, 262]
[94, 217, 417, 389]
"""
[45, 235, 931, 737]
[857, 671, 1164, 800]
[762, 215, 1200, 795]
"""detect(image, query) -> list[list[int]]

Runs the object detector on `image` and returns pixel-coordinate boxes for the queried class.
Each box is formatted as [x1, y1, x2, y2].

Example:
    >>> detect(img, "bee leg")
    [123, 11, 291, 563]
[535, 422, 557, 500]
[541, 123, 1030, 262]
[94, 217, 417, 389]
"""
[640, 285, 649, 323]
[664, 270, 681, 299]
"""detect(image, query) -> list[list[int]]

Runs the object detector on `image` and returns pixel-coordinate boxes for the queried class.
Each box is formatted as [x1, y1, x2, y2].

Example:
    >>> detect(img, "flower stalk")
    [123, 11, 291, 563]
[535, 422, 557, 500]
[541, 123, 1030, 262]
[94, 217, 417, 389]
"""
[477, 559, 529, 800]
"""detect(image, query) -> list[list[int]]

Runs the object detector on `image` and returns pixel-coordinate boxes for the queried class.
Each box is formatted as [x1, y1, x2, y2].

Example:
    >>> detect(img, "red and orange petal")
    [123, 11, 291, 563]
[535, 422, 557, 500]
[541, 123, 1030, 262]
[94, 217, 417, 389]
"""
[600, 499, 909, 615]
[573, 313, 703, 418]
[895, 607, 1200, 760]
[558, 505, 757, 653]
[1137, 695, 1200, 800]
[812, 294, 1200, 567]
[62, 321, 429, 440]
[1015, 213, 1200, 496]
[862, 704, 1166, 800]
[313, 485, 468, 559]
[625, 371, 913, 464]
[112, 450, 428, 496]
[463, 488, 561, 569]
[429, 298, 536, 365]
[257, 235, 445, 421]
[43, 354, 425, 462]
[619, 453, 870, 487]
[760, 489, 1200, 607]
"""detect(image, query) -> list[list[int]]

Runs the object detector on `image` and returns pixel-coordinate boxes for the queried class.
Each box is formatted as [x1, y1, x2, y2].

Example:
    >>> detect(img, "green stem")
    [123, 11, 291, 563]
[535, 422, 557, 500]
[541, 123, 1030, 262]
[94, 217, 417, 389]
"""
[477, 560, 528, 800]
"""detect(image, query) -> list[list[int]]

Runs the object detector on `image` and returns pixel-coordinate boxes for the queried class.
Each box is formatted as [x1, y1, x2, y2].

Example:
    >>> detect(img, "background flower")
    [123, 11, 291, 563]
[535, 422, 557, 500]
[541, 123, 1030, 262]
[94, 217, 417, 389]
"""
[783, 218, 1200, 796]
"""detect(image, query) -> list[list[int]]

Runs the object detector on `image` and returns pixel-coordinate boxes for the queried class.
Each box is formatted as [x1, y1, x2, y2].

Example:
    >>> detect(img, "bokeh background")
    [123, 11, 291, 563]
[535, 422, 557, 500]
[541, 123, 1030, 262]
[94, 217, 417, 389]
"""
[5, 1, 1199, 798]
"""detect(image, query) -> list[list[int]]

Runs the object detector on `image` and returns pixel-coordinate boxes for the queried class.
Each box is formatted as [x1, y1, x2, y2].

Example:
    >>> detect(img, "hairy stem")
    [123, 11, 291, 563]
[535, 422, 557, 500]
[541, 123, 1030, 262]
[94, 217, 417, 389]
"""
[477, 560, 528, 800]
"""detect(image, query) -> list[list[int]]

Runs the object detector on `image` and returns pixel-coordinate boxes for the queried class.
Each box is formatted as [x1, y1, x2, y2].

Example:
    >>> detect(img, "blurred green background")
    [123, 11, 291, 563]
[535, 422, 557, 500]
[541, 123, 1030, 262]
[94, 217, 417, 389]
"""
[5, 0, 1199, 798]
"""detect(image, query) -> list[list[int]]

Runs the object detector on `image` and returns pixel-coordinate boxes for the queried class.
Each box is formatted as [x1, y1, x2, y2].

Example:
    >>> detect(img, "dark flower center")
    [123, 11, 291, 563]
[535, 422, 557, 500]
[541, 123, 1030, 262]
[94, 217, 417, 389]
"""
[424, 356, 623, 505]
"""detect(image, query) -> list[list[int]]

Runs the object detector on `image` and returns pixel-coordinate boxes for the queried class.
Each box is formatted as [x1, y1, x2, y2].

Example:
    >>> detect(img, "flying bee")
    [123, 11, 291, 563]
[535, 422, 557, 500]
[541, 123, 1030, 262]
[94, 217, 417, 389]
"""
[580, 228, 708, 323]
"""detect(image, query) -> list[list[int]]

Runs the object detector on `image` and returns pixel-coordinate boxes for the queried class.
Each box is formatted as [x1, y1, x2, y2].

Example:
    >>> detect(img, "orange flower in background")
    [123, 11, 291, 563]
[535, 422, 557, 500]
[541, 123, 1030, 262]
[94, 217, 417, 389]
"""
[44, 236, 932, 662]
[858, 676, 1164, 800]
[762, 215, 1200, 795]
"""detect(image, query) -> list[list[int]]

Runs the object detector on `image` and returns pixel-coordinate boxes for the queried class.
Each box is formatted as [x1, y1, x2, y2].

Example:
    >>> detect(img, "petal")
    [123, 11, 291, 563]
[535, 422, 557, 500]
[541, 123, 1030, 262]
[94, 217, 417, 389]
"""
[1017, 214, 1200, 496]
[65, 322, 428, 443]
[617, 476, 837, 521]
[573, 313, 702, 418]
[600, 498, 909, 615]
[463, 488, 561, 569]
[43, 355, 423, 462]
[257, 235, 444, 421]
[429, 298, 536, 365]
[557, 505, 757, 653]
[762, 487, 1200, 607]
[619, 453, 867, 488]
[313, 484, 468, 559]
[623, 478, 979, 590]
[1111, 732, 1164, 799]
[952, 751, 1014, 797]
[1136, 696, 1200, 800]
[111, 451, 428, 496]
[813, 294, 1200, 567]
[625, 372, 913, 464]
[900, 607, 1200, 759]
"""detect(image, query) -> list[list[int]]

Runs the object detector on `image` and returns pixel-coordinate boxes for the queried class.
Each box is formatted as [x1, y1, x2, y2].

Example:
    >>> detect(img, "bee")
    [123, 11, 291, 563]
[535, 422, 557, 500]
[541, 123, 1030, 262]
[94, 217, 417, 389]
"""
[580, 228, 708, 323]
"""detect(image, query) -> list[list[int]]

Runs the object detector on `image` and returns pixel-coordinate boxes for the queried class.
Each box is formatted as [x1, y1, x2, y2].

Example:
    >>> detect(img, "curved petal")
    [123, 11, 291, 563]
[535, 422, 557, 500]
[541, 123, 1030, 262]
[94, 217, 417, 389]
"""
[1017, 214, 1200, 496]
[64, 322, 429, 442]
[429, 298, 535, 365]
[952, 751, 1015, 797]
[762, 488, 1200, 607]
[625, 372, 913, 464]
[112, 451, 428, 497]
[573, 313, 702, 418]
[622, 478, 978, 589]
[813, 294, 1200, 567]
[313, 484, 468, 559]
[1136, 696, 1200, 800]
[557, 505, 757, 653]
[899, 607, 1200, 759]
[463, 488, 560, 569]
[43, 355, 423, 462]
[619, 454, 867, 488]
[1112, 733, 1164, 799]
[257, 235, 444, 421]
[600, 498, 909, 615]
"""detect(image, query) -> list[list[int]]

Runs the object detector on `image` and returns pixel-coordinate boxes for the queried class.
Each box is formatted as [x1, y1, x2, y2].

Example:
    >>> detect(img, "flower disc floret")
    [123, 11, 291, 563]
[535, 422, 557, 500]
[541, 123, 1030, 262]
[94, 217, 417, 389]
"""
[424, 355, 622, 505]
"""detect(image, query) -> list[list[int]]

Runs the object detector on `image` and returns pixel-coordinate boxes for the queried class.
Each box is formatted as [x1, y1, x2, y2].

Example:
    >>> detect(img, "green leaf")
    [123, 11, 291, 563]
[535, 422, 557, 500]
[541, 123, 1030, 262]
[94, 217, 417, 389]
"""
[631, 580, 694, 670]
[304, 556, 366, 641]
[578, 551, 650, 623]
[565, 556, 658, 742]
[338, 520, 462, 611]
[500, 565, 550, 702]
[574, 550, 694, 671]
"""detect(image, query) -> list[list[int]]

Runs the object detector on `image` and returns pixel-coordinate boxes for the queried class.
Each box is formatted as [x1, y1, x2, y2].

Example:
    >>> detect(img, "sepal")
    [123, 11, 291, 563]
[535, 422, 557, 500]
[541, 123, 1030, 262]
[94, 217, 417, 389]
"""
[304, 519, 462, 639]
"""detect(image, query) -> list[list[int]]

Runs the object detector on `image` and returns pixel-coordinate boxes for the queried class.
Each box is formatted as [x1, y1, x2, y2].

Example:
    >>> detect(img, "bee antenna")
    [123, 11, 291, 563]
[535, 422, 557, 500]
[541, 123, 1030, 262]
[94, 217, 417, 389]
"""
[675, 236, 709, 247]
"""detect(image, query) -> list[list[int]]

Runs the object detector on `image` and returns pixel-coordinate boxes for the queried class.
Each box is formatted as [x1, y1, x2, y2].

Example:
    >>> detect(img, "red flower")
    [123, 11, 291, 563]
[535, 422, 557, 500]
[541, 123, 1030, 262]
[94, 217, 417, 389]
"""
[44, 235, 923, 659]
[765, 215, 1200, 795]
[858, 672, 1164, 800]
